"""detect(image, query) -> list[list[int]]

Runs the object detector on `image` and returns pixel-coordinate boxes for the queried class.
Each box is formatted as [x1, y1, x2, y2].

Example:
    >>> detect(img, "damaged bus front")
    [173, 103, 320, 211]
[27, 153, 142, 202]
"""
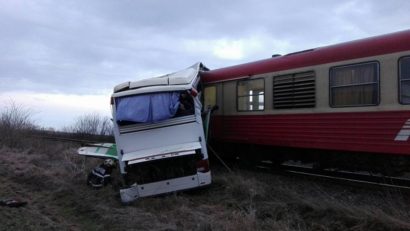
[111, 63, 211, 203]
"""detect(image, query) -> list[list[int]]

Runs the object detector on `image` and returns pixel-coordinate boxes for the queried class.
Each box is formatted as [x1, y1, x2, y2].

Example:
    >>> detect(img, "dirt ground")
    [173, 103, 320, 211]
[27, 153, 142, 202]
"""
[1, 142, 410, 231]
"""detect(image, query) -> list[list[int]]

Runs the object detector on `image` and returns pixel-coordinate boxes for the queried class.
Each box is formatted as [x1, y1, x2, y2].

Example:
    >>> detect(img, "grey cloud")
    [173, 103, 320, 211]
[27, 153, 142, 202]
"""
[0, 0, 409, 95]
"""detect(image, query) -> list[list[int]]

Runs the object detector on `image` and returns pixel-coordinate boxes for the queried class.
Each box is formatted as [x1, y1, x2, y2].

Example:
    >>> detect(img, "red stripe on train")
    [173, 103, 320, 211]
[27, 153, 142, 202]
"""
[209, 111, 410, 155]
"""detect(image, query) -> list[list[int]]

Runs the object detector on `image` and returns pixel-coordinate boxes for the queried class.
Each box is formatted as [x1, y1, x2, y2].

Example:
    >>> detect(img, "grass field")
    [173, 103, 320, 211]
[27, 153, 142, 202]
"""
[1, 139, 410, 231]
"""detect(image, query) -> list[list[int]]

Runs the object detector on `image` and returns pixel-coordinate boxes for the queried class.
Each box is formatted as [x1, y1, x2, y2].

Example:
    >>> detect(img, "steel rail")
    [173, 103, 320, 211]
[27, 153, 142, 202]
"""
[275, 163, 410, 191]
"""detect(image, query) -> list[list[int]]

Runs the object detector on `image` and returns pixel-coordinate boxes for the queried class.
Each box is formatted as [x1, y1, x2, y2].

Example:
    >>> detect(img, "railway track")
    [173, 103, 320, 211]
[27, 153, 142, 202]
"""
[245, 160, 410, 191]
[280, 163, 410, 190]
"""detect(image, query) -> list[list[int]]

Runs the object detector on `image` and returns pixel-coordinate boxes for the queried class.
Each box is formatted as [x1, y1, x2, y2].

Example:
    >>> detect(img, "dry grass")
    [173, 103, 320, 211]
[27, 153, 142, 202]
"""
[0, 138, 410, 231]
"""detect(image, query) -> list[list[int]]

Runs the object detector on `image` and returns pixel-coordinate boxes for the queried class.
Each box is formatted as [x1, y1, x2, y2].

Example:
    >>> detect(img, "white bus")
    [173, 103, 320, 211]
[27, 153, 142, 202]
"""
[111, 63, 211, 203]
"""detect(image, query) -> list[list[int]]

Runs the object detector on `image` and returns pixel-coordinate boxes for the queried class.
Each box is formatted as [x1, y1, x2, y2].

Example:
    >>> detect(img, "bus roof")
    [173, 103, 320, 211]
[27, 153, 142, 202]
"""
[112, 63, 207, 97]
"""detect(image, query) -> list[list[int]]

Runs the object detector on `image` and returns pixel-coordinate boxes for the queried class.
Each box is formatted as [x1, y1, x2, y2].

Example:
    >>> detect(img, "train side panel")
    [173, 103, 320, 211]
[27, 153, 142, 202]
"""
[204, 47, 410, 156]
[210, 111, 410, 155]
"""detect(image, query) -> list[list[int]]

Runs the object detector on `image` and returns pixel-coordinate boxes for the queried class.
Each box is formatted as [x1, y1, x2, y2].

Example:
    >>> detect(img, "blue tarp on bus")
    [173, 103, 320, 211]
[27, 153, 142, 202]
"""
[115, 92, 180, 123]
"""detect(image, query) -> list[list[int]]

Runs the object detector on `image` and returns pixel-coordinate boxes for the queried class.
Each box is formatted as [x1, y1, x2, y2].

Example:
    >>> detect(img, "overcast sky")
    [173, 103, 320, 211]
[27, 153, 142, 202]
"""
[0, 0, 409, 129]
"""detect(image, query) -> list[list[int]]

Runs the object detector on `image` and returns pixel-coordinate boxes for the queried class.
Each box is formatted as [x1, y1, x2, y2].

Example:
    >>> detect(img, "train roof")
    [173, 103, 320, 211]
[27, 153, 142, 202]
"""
[201, 29, 410, 84]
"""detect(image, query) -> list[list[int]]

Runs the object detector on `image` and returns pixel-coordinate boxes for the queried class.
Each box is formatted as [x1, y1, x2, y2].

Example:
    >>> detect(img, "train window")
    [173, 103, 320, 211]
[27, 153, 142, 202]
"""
[237, 79, 264, 111]
[204, 86, 217, 109]
[399, 56, 410, 104]
[329, 62, 379, 107]
[273, 71, 315, 109]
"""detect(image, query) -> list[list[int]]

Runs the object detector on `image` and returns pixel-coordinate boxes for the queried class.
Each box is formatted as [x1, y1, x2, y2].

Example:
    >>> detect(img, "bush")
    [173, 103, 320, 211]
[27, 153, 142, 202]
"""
[0, 101, 36, 148]
[65, 113, 113, 136]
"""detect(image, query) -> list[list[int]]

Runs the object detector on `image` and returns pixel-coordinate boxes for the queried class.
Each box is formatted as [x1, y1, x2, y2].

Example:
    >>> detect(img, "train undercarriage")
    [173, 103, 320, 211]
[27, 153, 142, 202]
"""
[211, 141, 410, 176]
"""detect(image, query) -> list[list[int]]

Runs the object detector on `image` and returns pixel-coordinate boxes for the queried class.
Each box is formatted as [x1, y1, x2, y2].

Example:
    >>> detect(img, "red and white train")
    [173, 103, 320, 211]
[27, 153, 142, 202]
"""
[200, 30, 410, 169]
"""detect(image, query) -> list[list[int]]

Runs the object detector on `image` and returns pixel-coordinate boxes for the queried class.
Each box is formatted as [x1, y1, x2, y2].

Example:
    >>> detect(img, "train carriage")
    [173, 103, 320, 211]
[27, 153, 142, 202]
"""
[201, 30, 410, 168]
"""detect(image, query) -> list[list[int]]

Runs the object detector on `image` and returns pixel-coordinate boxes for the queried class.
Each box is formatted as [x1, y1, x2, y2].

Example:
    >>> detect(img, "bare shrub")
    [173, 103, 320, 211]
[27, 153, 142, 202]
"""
[0, 101, 36, 148]
[65, 113, 113, 136]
